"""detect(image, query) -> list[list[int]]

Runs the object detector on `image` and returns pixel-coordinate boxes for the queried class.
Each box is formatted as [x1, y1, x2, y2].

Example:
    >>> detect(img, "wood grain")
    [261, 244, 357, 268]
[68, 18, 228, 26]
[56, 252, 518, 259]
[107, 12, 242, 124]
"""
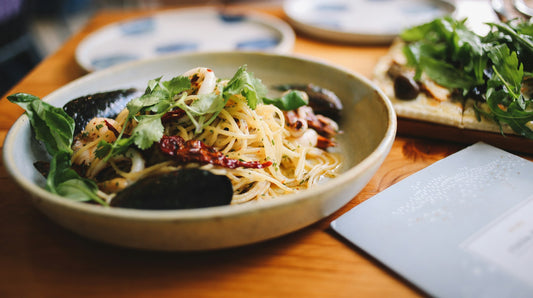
[1, 3, 531, 298]
[398, 118, 533, 155]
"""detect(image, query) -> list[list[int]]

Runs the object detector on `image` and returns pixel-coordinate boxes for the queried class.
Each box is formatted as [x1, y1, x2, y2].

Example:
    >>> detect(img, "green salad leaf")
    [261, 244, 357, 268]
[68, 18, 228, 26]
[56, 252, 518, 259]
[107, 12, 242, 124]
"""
[487, 44, 523, 100]
[401, 17, 486, 90]
[399, 17, 533, 138]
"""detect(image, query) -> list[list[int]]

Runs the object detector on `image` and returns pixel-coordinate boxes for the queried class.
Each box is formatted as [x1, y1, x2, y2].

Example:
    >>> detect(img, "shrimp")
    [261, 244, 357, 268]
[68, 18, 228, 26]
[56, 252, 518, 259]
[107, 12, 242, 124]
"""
[71, 117, 122, 168]
[182, 67, 217, 95]
[285, 109, 308, 138]
[284, 106, 338, 149]
[97, 149, 146, 193]
[290, 129, 318, 148]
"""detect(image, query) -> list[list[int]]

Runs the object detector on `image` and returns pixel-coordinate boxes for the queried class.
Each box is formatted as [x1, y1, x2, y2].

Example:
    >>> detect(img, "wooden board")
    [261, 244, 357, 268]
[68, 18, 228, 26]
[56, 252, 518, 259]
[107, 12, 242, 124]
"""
[398, 117, 533, 155]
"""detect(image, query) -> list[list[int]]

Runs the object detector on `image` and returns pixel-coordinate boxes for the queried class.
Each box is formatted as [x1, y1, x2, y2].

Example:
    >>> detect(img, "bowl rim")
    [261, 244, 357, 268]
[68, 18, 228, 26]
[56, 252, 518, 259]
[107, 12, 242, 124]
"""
[3, 51, 397, 222]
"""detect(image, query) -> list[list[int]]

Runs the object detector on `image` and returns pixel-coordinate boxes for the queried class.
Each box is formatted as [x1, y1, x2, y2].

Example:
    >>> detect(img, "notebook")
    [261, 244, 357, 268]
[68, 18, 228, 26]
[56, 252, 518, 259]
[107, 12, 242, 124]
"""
[331, 142, 533, 297]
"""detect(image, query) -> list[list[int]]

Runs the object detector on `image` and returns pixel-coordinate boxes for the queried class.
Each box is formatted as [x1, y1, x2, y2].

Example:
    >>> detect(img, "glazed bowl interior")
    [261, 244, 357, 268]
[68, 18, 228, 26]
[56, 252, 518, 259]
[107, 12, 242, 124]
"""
[3, 52, 396, 251]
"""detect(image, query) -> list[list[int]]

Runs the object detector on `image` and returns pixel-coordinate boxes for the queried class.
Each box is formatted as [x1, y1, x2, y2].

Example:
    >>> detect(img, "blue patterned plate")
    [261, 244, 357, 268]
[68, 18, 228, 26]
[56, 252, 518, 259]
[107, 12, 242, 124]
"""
[284, 0, 455, 44]
[76, 7, 295, 72]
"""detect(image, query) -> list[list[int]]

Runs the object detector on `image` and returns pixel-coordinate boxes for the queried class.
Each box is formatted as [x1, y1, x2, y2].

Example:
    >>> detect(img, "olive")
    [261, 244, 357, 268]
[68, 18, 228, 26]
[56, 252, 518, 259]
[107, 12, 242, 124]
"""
[394, 74, 420, 100]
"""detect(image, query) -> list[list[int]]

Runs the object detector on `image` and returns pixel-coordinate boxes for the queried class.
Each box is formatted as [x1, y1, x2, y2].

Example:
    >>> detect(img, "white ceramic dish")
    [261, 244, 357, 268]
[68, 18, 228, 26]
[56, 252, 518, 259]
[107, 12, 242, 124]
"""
[3, 52, 396, 251]
[284, 0, 455, 44]
[76, 7, 295, 72]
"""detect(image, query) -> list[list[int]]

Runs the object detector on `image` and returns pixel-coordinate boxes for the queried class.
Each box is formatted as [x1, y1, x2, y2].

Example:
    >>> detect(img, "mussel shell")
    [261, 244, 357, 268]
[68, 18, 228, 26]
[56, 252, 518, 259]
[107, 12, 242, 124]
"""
[63, 88, 142, 135]
[110, 169, 233, 210]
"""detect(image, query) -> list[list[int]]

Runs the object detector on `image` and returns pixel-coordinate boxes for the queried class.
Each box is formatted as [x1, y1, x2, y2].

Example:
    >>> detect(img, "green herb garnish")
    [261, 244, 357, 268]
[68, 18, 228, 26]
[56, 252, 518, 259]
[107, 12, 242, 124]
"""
[400, 17, 533, 137]
[8, 65, 311, 204]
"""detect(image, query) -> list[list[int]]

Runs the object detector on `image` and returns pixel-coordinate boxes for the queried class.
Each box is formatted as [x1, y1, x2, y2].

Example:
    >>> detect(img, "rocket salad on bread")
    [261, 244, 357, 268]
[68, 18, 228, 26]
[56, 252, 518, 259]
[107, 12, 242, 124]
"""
[374, 17, 533, 138]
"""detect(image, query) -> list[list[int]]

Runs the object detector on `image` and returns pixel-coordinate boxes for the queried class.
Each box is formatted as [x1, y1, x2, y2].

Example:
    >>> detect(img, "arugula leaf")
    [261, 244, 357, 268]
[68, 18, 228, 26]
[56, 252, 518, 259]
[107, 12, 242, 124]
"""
[400, 17, 533, 139]
[487, 22, 533, 53]
[419, 55, 479, 89]
[487, 44, 523, 100]
[402, 17, 485, 89]
[484, 43, 533, 137]
[8, 93, 75, 155]
[263, 90, 308, 110]
[400, 20, 435, 42]
[485, 90, 533, 138]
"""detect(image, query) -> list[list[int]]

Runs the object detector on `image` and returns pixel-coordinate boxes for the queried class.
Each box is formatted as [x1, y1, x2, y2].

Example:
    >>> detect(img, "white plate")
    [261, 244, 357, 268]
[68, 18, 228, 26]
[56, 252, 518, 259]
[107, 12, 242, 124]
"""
[284, 0, 455, 44]
[76, 7, 295, 72]
[4, 52, 396, 251]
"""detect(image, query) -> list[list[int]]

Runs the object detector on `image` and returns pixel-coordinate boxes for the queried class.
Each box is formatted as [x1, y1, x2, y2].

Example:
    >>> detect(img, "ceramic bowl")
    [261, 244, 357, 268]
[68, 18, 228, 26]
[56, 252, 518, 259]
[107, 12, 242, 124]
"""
[3, 52, 396, 251]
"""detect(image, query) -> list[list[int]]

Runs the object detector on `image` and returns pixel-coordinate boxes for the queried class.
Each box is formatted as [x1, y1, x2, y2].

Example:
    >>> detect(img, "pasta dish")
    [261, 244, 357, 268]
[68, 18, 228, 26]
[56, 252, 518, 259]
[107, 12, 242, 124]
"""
[9, 66, 342, 209]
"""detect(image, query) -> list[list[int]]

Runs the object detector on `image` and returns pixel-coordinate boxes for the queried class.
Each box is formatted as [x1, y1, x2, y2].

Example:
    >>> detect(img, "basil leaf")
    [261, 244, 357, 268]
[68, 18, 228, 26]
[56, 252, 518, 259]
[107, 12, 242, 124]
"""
[263, 90, 308, 110]
[8, 93, 75, 156]
[47, 150, 107, 205]
[8, 93, 105, 205]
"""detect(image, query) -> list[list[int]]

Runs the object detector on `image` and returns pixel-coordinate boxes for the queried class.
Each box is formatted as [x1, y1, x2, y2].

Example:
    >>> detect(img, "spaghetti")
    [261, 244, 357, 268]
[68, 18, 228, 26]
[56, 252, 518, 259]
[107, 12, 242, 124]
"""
[71, 66, 342, 204]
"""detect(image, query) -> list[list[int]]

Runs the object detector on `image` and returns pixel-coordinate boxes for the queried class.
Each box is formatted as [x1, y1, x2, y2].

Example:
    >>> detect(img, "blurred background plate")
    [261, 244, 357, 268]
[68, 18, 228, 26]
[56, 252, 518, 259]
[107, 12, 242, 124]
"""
[283, 0, 455, 44]
[75, 7, 295, 72]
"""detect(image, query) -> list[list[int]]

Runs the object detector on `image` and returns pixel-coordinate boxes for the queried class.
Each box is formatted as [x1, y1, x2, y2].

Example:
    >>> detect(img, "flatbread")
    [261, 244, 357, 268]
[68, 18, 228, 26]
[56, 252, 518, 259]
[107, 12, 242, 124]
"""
[373, 40, 464, 128]
[462, 99, 515, 134]
[374, 40, 518, 135]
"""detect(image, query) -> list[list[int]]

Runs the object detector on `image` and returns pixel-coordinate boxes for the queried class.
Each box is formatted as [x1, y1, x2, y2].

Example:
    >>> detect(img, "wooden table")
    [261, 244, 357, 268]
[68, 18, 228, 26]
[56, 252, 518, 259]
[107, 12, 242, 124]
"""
[0, 4, 529, 297]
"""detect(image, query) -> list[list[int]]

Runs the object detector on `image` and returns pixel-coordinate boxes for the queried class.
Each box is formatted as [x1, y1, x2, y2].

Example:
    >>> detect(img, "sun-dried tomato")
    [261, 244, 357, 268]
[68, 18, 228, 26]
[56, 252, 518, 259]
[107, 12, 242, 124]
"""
[158, 135, 272, 169]
[104, 119, 122, 138]
[161, 109, 186, 123]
